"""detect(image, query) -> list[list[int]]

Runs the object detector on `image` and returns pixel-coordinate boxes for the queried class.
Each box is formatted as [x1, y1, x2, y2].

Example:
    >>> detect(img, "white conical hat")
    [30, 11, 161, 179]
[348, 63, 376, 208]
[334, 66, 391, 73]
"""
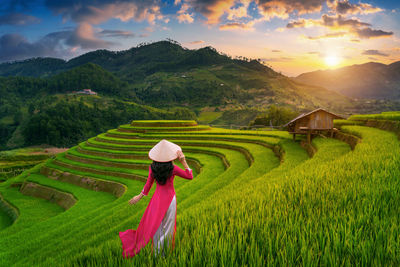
[148, 139, 182, 162]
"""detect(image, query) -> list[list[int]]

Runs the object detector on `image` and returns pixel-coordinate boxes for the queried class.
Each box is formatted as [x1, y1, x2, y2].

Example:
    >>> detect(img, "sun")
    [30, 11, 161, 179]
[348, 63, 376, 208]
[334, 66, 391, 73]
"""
[324, 55, 340, 67]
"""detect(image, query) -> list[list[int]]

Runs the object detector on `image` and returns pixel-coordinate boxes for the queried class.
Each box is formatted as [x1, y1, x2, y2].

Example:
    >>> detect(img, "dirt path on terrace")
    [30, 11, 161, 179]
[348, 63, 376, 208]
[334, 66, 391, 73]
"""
[29, 148, 69, 155]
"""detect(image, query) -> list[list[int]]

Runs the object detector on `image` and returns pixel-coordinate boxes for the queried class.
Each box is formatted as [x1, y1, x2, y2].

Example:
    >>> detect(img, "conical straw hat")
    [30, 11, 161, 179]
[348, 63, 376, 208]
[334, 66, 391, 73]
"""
[148, 139, 182, 162]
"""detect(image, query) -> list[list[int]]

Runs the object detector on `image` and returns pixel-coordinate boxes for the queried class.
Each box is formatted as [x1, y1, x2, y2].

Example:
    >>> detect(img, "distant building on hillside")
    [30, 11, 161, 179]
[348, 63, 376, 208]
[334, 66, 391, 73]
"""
[76, 89, 97, 95]
[284, 108, 345, 143]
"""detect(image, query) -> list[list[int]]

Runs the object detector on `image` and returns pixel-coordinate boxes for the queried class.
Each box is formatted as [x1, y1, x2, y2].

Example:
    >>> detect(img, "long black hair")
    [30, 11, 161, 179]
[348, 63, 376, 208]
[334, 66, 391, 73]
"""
[151, 161, 174, 185]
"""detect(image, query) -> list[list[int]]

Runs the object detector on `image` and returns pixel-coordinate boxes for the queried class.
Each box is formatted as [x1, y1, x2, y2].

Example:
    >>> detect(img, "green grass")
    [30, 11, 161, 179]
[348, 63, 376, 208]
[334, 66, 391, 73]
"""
[1, 120, 399, 266]
[106, 132, 282, 147]
[0, 208, 12, 230]
[6, 153, 221, 266]
[333, 119, 365, 127]
[0, 122, 277, 265]
[119, 124, 211, 132]
[6, 123, 281, 265]
[348, 112, 400, 121]
[130, 120, 198, 127]
[53, 152, 149, 176]
[64, 126, 399, 266]
[67, 146, 151, 165]
[197, 111, 222, 123]
[0, 187, 65, 236]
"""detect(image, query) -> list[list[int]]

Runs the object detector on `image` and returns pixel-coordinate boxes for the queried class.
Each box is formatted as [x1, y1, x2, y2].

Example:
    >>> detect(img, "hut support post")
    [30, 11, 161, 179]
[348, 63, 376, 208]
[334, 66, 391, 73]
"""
[307, 131, 311, 144]
[293, 133, 296, 141]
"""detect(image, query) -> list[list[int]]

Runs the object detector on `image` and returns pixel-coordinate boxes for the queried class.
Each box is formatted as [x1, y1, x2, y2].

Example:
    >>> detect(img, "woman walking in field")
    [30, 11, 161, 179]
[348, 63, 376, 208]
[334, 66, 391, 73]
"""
[119, 139, 193, 258]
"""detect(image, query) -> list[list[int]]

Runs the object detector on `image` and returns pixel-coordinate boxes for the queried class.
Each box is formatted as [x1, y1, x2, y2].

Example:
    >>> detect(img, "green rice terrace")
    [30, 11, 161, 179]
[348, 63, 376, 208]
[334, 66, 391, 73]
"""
[0, 117, 399, 266]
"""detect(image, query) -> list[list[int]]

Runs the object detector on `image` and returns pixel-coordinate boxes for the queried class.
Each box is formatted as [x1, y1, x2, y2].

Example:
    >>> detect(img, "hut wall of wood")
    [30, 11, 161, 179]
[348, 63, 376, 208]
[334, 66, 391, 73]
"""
[294, 110, 335, 131]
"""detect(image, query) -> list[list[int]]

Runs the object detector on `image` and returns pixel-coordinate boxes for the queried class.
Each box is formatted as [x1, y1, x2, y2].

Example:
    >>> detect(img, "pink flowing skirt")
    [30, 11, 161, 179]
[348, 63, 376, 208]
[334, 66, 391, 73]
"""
[119, 194, 177, 258]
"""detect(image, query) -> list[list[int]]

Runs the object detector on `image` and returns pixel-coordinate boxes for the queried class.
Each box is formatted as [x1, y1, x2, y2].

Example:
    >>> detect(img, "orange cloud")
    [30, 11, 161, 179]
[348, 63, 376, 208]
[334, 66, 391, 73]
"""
[177, 4, 194, 23]
[186, 0, 236, 24]
[219, 21, 254, 31]
[227, 1, 249, 20]
[327, 0, 383, 15]
[286, 15, 370, 30]
[189, 40, 205, 44]
[307, 31, 347, 40]
[286, 14, 393, 40]
[255, 0, 324, 20]
[353, 28, 393, 39]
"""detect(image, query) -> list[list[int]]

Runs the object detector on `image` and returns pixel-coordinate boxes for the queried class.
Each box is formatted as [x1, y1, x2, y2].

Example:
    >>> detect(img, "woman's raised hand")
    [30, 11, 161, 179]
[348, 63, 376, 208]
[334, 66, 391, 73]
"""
[176, 150, 185, 162]
[177, 150, 189, 169]
[129, 195, 141, 205]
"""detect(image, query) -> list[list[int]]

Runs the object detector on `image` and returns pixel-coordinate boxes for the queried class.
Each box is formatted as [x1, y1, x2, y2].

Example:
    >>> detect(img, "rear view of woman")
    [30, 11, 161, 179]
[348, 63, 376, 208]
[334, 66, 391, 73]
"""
[119, 139, 193, 258]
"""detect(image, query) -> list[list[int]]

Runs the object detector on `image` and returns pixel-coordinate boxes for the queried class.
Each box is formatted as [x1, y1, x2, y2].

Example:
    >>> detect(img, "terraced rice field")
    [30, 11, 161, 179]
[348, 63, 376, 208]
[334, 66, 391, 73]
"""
[0, 118, 399, 266]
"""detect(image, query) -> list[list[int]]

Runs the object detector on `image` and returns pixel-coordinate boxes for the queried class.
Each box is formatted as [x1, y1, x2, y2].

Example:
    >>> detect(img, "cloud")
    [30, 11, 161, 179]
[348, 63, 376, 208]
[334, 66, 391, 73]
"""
[189, 40, 205, 44]
[227, 2, 249, 20]
[40, 1, 163, 55]
[353, 27, 393, 39]
[99, 29, 135, 38]
[185, 0, 236, 24]
[0, 33, 69, 62]
[319, 14, 370, 28]
[271, 49, 281, 52]
[180, 0, 323, 24]
[219, 21, 254, 31]
[45, 0, 162, 25]
[177, 3, 194, 23]
[286, 14, 393, 40]
[0, 20, 127, 62]
[362, 49, 388, 57]
[287, 15, 370, 29]
[143, 26, 155, 32]
[64, 22, 113, 49]
[0, 13, 40, 25]
[40, 23, 114, 50]
[262, 56, 294, 62]
[286, 19, 306, 28]
[255, 0, 324, 20]
[307, 31, 347, 39]
[327, 0, 383, 15]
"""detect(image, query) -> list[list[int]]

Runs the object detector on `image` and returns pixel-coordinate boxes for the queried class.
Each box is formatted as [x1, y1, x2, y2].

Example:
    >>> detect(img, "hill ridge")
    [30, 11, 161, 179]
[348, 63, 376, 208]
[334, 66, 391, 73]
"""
[294, 60, 400, 99]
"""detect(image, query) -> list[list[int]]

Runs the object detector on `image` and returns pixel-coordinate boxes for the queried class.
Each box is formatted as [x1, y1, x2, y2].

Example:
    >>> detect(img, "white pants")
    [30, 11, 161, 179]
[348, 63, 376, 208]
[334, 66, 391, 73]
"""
[153, 195, 176, 256]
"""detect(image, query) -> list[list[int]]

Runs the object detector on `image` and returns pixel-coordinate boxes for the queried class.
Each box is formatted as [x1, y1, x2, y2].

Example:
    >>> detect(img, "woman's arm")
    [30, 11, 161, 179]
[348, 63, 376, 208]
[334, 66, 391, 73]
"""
[129, 166, 154, 205]
[175, 150, 193, 180]
[173, 165, 193, 180]
[141, 165, 154, 196]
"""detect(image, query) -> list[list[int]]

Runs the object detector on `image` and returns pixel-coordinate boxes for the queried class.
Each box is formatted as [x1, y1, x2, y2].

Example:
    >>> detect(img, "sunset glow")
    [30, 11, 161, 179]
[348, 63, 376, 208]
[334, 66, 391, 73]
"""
[324, 55, 341, 67]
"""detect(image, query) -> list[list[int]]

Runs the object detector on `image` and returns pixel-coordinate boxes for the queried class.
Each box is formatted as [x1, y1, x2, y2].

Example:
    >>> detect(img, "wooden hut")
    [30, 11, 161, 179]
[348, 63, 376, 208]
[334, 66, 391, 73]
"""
[284, 108, 345, 143]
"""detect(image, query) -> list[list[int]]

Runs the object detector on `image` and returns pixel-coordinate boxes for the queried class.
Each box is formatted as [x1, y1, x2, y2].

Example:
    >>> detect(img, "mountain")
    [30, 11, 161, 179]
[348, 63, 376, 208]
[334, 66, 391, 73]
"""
[9, 40, 397, 150]
[0, 40, 352, 111]
[0, 62, 195, 150]
[0, 63, 137, 102]
[294, 61, 400, 99]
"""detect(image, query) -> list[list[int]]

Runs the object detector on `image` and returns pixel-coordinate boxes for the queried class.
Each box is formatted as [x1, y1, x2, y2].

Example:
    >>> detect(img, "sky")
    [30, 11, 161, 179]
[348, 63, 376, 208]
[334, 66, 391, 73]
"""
[0, 0, 399, 76]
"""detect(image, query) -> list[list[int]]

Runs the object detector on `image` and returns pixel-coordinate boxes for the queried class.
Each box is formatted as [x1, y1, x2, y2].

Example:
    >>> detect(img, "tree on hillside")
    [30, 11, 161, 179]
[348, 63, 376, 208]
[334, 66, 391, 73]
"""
[249, 105, 299, 127]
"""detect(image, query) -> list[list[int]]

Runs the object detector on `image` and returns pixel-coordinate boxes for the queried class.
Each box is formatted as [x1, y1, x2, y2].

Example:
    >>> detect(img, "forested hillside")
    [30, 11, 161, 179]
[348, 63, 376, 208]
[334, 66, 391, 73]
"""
[0, 40, 353, 109]
[1, 40, 395, 151]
